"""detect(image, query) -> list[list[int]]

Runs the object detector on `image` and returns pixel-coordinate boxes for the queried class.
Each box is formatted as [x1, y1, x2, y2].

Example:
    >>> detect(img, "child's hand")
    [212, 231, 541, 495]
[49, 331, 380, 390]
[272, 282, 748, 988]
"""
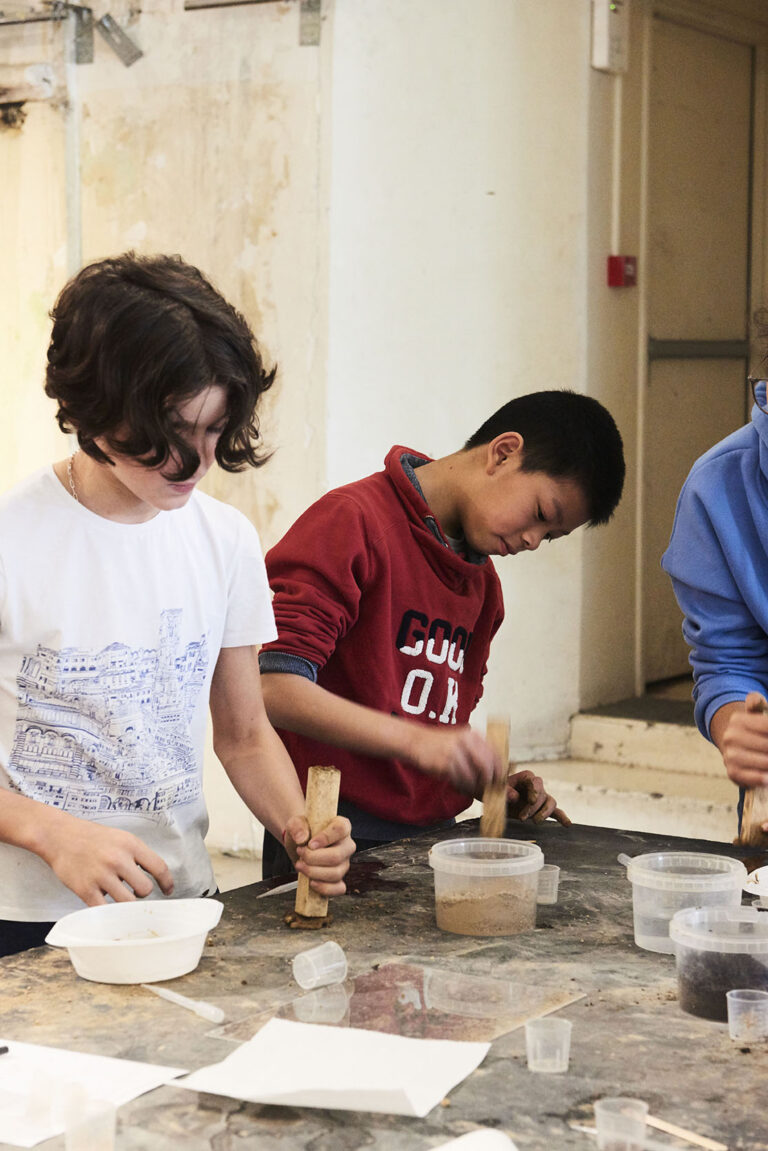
[40, 812, 174, 905]
[284, 814, 355, 896]
[507, 769, 571, 826]
[406, 724, 505, 793]
[719, 692, 768, 790]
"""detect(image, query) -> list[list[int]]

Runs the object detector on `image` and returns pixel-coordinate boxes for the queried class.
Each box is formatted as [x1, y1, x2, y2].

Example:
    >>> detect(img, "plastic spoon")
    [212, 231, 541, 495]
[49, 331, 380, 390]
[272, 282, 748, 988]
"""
[140, 983, 225, 1023]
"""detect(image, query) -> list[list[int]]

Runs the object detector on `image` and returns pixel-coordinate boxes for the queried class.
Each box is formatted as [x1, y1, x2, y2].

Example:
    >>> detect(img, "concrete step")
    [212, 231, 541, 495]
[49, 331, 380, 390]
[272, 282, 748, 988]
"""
[570, 711, 722, 777]
[539, 757, 737, 845]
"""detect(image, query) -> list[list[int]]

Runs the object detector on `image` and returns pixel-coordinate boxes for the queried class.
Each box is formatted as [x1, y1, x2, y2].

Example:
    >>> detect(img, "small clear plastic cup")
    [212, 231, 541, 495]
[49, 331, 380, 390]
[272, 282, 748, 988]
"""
[292, 940, 347, 990]
[537, 864, 561, 905]
[292, 983, 350, 1024]
[524, 1016, 572, 1073]
[594, 1096, 648, 1151]
[726, 988, 768, 1042]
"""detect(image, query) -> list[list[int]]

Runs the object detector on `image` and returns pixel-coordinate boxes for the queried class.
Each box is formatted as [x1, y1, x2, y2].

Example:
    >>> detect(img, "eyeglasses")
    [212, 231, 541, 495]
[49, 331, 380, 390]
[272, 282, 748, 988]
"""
[750, 376, 768, 415]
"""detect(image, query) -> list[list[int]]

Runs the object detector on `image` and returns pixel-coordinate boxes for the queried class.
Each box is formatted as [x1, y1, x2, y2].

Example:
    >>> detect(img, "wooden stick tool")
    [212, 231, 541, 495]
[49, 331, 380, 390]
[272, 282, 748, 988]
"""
[285, 765, 341, 929]
[740, 693, 768, 847]
[480, 717, 509, 838]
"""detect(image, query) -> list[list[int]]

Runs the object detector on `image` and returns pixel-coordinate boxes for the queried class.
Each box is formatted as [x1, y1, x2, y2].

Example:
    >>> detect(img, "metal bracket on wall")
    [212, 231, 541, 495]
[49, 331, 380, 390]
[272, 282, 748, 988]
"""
[299, 0, 320, 45]
[73, 5, 94, 63]
[183, 0, 322, 46]
[96, 12, 142, 66]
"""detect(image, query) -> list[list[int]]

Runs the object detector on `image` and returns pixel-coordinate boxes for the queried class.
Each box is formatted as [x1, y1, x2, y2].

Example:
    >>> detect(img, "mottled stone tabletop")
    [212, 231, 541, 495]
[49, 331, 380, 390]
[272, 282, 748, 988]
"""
[1, 820, 766, 1150]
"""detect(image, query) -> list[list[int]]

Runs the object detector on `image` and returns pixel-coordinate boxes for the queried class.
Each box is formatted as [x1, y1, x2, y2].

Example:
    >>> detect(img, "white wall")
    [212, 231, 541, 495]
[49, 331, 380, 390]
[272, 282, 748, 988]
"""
[325, 0, 600, 757]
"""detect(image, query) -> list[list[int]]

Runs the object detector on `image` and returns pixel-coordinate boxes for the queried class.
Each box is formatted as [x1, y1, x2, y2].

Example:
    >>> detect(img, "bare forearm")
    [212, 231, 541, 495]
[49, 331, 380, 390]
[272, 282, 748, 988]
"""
[0, 787, 68, 860]
[0, 787, 174, 903]
[261, 672, 421, 762]
[710, 695, 768, 789]
[211, 648, 355, 894]
[709, 701, 742, 753]
[260, 671, 504, 793]
[214, 719, 306, 841]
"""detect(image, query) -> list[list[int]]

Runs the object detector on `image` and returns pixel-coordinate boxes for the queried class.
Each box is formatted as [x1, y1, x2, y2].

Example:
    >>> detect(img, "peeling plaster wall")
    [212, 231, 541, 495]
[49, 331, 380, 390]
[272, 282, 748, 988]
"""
[1, 0, 330, 855]
[76, 0, 328, 542]
[2, 0, 327, 535]
[0, 20, 70, 480]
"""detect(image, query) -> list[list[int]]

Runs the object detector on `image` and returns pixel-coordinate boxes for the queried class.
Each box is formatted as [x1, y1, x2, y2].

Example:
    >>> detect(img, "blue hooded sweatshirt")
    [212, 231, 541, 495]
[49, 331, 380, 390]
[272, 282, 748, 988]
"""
[662, 382, 768, 746]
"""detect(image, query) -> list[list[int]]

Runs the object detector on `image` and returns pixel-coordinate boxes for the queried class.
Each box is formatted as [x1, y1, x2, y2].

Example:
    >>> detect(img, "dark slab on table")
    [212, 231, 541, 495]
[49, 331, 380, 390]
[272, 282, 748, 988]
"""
[1, 820, 765, 1150]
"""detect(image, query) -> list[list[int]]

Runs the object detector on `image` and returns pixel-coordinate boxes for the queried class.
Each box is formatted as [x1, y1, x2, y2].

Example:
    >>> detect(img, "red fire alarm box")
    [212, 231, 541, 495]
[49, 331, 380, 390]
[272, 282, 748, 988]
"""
[607, 255, 637, 287]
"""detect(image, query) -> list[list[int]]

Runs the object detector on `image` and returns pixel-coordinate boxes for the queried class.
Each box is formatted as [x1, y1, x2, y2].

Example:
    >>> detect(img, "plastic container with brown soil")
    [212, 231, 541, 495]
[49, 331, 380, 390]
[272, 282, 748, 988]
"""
[428, 838, 543, 937]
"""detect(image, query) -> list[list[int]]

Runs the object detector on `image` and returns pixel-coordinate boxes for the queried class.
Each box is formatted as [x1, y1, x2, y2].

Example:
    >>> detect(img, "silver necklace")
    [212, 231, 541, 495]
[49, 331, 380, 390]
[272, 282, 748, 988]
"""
[67, 450, 80, 503]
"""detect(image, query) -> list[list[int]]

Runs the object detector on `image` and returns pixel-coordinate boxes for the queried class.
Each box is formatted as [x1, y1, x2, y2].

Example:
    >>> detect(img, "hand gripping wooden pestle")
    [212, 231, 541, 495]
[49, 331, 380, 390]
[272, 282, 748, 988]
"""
[479, 718, 510, 838]
[285, 765, 342, 929]
[740, 694, 768, 847]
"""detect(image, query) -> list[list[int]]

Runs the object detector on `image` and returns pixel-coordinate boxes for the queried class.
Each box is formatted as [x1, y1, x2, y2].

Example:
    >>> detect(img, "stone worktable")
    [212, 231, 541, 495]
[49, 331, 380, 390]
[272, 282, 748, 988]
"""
[0, 820, 766, 1150]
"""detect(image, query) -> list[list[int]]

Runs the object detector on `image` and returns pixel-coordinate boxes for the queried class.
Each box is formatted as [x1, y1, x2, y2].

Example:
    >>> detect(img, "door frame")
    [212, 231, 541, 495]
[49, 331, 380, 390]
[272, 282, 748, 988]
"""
[633, 0, 768, 694]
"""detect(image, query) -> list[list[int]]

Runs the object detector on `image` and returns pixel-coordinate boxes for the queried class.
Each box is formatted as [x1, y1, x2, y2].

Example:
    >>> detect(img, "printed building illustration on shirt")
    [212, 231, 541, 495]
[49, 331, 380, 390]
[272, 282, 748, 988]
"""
[8, 610, 208, 817]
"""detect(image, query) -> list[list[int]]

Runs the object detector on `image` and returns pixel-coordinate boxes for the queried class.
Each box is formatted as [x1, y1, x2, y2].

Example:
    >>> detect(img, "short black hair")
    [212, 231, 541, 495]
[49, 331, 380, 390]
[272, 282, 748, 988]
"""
[464, 389, 625, 525]
[45, 252, 276, 481]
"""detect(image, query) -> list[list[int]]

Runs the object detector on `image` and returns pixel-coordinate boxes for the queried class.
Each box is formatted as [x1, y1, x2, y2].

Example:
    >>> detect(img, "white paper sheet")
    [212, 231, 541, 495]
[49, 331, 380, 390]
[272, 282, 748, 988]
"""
[177, 1017, 489, 1118]
[435, 1132, 519, 1151]
[0, 1038, 186, 1148]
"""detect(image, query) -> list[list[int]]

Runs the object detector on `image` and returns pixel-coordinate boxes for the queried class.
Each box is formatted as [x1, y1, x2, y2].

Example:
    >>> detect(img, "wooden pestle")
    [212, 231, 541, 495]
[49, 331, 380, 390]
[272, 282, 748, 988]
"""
[293, 765, 342, 918]
[479, 718, 510, 838]
[740, 695, 768, 847]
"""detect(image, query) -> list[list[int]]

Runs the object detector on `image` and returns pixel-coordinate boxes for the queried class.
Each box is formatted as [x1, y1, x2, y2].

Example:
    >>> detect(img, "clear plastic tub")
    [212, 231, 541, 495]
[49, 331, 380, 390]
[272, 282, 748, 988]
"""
[428, 838, 543, 936]
[670, 905, 768, 1021]
[622, 851, 746, 954]
[45, 898, 223, 984]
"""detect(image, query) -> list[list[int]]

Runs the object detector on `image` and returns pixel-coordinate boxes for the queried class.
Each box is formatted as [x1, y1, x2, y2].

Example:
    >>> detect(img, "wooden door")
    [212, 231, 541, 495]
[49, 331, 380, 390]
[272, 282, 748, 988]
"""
[643, 15, 753, 684]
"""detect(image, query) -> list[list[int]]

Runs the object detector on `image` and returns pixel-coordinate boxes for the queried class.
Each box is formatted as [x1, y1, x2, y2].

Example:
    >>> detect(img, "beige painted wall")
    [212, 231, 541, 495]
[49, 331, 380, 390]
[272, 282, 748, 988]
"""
[0, 0, 329, 853]
[5, 0, 765, 853]
[1, 0, 328, 529]
[0, 20, 70, 478]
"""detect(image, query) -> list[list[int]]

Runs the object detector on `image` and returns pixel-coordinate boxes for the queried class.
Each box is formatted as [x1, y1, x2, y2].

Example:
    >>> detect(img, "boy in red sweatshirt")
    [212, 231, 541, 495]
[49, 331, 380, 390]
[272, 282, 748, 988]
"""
[259, 389, 625, 876]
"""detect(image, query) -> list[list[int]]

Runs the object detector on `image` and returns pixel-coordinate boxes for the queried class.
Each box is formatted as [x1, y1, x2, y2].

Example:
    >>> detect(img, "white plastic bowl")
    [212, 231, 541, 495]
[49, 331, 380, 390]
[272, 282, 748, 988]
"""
[45, 898, 223, 984]
[744, 864, 768, 899]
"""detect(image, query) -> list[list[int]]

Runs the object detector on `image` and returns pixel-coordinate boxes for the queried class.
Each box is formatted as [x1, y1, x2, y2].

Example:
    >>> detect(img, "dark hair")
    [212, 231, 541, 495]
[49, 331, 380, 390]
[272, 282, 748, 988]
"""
[45, 252, 276, 481]
[464, 389, 625, 525]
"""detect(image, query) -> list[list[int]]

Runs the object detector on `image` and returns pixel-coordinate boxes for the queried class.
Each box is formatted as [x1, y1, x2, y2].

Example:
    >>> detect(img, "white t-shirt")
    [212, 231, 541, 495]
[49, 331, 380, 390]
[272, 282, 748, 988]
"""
[0, 467, 277, 921]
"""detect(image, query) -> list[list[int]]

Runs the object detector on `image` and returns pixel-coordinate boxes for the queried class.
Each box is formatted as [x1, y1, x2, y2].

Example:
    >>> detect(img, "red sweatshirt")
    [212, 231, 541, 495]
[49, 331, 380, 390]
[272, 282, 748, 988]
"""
[260, 446, 505, 827]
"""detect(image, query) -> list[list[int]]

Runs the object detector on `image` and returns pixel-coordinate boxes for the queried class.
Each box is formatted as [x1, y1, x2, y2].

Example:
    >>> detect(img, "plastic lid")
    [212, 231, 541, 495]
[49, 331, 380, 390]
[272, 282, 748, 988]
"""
[669, 906, 768, 954]
[45, 898, 223, 947]
[428, 838, 543, 876]
[624, 851, 746, 892]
